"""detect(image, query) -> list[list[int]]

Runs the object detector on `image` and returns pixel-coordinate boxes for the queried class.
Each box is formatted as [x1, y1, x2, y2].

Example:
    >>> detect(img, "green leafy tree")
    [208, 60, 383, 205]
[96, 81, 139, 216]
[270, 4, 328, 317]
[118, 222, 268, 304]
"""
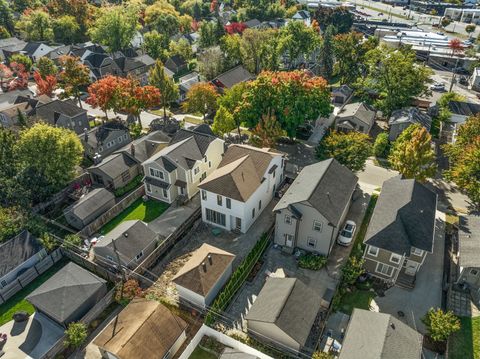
[422, 308, 460, 342]
[0, 128, 24, 206]
[0, 0, 14, 35]
[64, 322, 87, 349]
[39, 232, 57, 252]
[144, 1, 180, 38]
[441, 17, 452, 29]
[199, 21, 218, 48]
[10, 53, 32, 72]
[63, 234, 82, 250]
[317, 25, 334, 79]
[0, 207, 26, 243]
[316, 131, 372, 171]
[58, 55, 91, 107]
[183, 82, 218, 121]
[53, 15, 80, 44]
[358, 45, 432, 116]
[36, 57, 58, 79]
[240, 28, 278, 74]
[342, 256, 365, 285]
[436, 92, 465, 123]
[250, 114, 285, 148]
[89, 4, 139, 53]
[17, 9, 53, 41]
[388, 124, 436, 182]
[279, 20, 320, 69]
[149, 60, 179, 119]
[466, 24, 476, 37]
[143, 31, 169, 60]
[312, 352, 335, 359]
[212, 105, 236, 136]
[333, 31, 368, 84]
[15, 123, 83, 195]
[373, 132, 390, 158]
[314, 6, 353, 34]
[216, 82, 248, 135]
[220, 34, 242, 69]
[198, 46, 224, 80]
[169, 38, 193, 61]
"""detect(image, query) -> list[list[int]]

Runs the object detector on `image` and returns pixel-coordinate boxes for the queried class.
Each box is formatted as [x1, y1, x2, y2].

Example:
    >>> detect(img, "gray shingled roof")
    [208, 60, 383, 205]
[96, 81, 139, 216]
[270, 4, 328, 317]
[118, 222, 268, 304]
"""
[170, 128, 217, 156]
[67, 188, 115, 221]
[116, 130, 170, 163]
[246, 278, 321, 348]
[0, 230, 43, 277]
[364, 176, 437, 255]
[89, 152, 138, 179]
[212, 65, 254, 89]
[36, 99, 86, 120]
[26, 262, 107, 324]
[389, 107, 432, 132]
[336, 102, 376, 128]
[339, 309, 423, 359]
[274, 159, 358, 226]
[448, 101, 480, 117]
[458, 215, 480, 268]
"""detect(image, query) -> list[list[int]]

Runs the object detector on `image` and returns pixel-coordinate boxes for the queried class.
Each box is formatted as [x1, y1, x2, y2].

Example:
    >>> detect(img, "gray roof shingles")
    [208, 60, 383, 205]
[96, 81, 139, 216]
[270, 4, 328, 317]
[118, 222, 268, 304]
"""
[389, 107, 432, 132]
[458, 215, 480, 268]
[0, 230, 43, 277]
[66, 188, 115, 221]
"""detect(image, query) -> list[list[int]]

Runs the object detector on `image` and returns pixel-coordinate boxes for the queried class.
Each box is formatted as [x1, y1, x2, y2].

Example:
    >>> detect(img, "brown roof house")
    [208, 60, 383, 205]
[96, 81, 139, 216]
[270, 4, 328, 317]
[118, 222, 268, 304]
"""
[94, 298, 188, 359]
[172, 243, 235, 308]
[246, 277, 321, 352]
[198, 144, 285, 233]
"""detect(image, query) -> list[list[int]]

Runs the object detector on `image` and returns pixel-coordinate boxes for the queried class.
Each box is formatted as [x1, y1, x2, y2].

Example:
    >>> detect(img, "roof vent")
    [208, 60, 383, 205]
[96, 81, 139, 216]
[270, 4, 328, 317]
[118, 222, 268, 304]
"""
[124, 232, 129, 238]
[390, 323, 396, 330]
[202, 262, 207, 272]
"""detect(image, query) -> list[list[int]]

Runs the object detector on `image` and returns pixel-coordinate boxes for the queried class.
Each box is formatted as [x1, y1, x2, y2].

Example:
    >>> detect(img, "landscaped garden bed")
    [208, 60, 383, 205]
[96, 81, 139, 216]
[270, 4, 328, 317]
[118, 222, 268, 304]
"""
[298, 253, 327, 270]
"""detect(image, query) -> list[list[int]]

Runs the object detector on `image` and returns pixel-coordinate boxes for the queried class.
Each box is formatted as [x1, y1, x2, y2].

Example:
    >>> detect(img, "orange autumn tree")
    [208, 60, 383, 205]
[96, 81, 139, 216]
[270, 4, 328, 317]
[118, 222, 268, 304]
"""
[86, 75, 124, 119]
[34, 71, 57, 97]
[251, 114, 285, 148]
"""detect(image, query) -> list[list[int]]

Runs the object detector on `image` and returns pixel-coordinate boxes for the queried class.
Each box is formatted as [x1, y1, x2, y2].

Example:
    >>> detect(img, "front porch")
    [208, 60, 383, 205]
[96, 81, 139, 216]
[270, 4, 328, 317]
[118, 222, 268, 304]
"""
[395, 268, 416, 290]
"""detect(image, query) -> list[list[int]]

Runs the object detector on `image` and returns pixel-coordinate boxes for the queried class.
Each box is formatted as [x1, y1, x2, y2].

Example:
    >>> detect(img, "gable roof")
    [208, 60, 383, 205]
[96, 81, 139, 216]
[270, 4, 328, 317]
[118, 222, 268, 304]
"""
[172, 243, 235, 296]
[293, 10, 310, 19]
[458, 215, 480, 268]
[198, 145, 281, 202]
[332, 84, 353, 98]
[245, 278, 321, 348]
[84, 121, 129, 148]
[146, 136, 203, 171]
[26, 262, 107, 324]
[364, 176, 437, 255]
[339, 309, 423, 359]
[336, 102, 376, 128]
[89, 152, 138, 179]
[274, 159, 358, 226]
[389, 107, 432, 132]
[212, 65, 254, 89]
[94, 299, 187, 359]
[448, 101, 480, 117]
[36, 99, 86, 123]
[0, 230, 43, 278]
[244, 19, 261, 28]
[66, 188, 115, 221]
[169, 127, 219, 156]
[116, 130, 170, 163]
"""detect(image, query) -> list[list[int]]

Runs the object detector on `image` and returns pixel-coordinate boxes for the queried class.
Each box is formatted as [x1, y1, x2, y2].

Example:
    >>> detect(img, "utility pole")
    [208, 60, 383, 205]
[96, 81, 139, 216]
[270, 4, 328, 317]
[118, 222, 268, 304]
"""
[449, 57, 460, 92]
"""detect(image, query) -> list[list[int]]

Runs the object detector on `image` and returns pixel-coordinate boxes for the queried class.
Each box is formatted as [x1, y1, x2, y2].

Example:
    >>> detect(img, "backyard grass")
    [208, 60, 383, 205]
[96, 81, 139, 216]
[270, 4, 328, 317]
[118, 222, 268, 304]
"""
[100, 198, 169, 234]
[338, 289, 376, 315]
[0, 259, 68, 326]
[449, 316, 480, 359]
[188, 347, 217, 359]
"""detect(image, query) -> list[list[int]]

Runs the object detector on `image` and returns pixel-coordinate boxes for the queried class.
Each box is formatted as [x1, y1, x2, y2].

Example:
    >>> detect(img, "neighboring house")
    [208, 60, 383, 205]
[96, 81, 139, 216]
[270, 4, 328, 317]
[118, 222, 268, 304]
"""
[334, 102, 376, 134]
[246, 277, 321, 351]
[0, 102, 34, 130]
[339, 309, 423, 359]
[92, 220, 158, 268]
[0, 37, 27, 61]
[45, 45, 72, 63]
[116, 130, 170, 163]
[114, 54, 155, 85]
[456, 215, 480, 304]
[94, 298, 188, 359]
[81, 121, 131, 160]
[331, 85, 353, 105]
[469, 67, 480, 91]
[26, 262, 108, 327]
[165, 55, 188, 75]
[273, 159, 358, 256]
[178, 72, 201, 102]
[82, 52, 122, 81]
[22, 42, 56, 62]
[198, 144, 285, 233]
[388, 107, 432, 141]
[64, 188, 116, 230]
[172, 243, 235, 308]
[142, 127, 225, 204]
[0, 230, 46, 289]
[211, 65, 254, 92]
[35, 99, 89, 135]
[292, 10, 311, 26]
[88, 152, 140, 190]
[441, 100, 480, 143]
[244, 19, 262, 29]
[363, 176, 437, 288]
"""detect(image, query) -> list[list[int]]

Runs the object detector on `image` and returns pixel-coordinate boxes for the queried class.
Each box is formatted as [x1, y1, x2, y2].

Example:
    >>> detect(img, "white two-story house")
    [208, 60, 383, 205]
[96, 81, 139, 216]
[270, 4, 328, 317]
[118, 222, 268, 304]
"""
[142, 127, 225, 204]
[198, 144, 285, 233]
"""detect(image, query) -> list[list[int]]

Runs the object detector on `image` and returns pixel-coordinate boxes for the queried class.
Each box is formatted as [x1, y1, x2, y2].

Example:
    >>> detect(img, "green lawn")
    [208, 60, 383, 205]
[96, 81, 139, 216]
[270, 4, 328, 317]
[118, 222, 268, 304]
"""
[100, 198, 169, 234]
[449, 316, 480, 359]
[0, 259, 68, 326]
[188, 347, 217, 359]
[338, 289, 376, 315]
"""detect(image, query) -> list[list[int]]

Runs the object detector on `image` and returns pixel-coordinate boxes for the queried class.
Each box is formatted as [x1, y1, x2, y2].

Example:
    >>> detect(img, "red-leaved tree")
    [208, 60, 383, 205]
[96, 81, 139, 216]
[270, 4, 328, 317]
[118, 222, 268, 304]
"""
[34, 71, 57, 97]
[8, 62, 29, 91]
[225, 22, 247, 34]
[86, 75, 124, 120]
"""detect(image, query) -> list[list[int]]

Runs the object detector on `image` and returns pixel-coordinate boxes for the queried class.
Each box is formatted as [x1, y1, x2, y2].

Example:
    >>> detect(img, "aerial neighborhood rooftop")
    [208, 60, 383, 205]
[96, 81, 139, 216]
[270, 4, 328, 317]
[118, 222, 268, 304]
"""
[1, 0, 480, 358]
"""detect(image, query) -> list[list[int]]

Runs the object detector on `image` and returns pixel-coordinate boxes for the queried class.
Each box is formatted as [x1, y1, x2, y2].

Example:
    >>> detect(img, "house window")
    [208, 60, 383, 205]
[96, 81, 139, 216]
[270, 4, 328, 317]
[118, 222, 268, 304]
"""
[123, 134, 128, 139]
[194, 167, 200, 175]
[285, 215, 292, 224]
[471, 269, 479, 276]
[204, 156, 207, 162]
[252, 208, 255, 218]
[201, 190, 207, 200]
[272, 169, 276, 178]
[376, 262, 394, 277]
[121, 170, 130, 182]
[209, 161, 212, 168]
[162, 189, 168, 198]
[411, 247, 423, 256]
[0, 280, 6, 287]
[368, 246, 379, 257]
[106, 141, 112, 148]
[217, 195, 222, 206]
[307, 237, 316, 248]
[206, 208, 226, 226]
[118, 136, 123, 143]
[98, 146, 103, 152]
[313, 220, 322, 232]
[135, 251, 144, 261]
[226, 198, 231, 209]
[258, 200, 262, 210]
[149, 168, 164, 179]
[390, 253, 402, 264]
[359, 126, 364, 132]
[146, 183, 152, 192]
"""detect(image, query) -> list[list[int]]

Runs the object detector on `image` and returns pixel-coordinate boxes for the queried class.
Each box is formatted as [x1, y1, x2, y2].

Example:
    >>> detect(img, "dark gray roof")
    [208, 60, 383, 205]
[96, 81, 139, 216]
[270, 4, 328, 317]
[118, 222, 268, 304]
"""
[22, 42, 43, 55]
[66, 188, 115, 221]
[85, 121, 129, 148]
[212, 65, 254, 89]
[336, 102, 376, 128]
[89, 152, 138, 179]
[0, 231, 43, 277]
[84, 52, 110, 68]
[274, 159, 358, 226]
[245, 278, 321, 348]
[339, 309, 423, 359]
[448, 101, 480, 117]
[170, 128, 218, 156]
[26, 262, 107, 324]
[293, 10, 310, 19]
[364, 176, 437, 255]
[244, 19, 261, 28]
[36, 99, 86, 122]
[458, 215, 480, 268]
[332, 84, 353, 98]
[116, 130, 170, 163]
[0, 37, 26, 49]
[389, 107, 432, 132]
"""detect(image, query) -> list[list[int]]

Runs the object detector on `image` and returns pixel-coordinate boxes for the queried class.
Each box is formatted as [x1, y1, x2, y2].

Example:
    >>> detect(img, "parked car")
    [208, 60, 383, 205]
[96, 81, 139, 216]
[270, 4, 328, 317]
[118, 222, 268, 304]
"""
[430, 83, 445, 91]
[337, 220, 357, 246]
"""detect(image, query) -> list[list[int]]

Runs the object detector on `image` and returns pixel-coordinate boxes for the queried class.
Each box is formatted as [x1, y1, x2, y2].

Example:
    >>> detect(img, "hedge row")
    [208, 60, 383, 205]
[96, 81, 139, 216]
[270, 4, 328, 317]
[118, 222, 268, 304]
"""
[205, 231, 270, 325]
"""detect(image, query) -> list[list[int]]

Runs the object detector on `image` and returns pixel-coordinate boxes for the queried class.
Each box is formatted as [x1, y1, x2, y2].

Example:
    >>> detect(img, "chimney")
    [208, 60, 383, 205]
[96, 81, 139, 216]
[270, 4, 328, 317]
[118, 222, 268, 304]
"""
[84, 128, 89, 143]
[208, 255, 212, 265]
[130, 143, 135, 157]
[202, 262, 207, 272]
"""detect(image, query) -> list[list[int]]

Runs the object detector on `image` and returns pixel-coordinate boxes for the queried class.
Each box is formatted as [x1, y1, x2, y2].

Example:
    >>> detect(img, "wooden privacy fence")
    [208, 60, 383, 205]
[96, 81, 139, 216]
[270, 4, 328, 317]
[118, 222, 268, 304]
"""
[80, 186, 145, 237]
[0, 248, 63, 304]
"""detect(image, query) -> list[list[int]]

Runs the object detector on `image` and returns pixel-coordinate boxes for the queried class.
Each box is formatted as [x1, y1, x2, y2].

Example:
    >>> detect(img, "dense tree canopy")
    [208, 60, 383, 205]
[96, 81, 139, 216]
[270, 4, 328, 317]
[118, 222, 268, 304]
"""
[149, 60, 179, 118]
